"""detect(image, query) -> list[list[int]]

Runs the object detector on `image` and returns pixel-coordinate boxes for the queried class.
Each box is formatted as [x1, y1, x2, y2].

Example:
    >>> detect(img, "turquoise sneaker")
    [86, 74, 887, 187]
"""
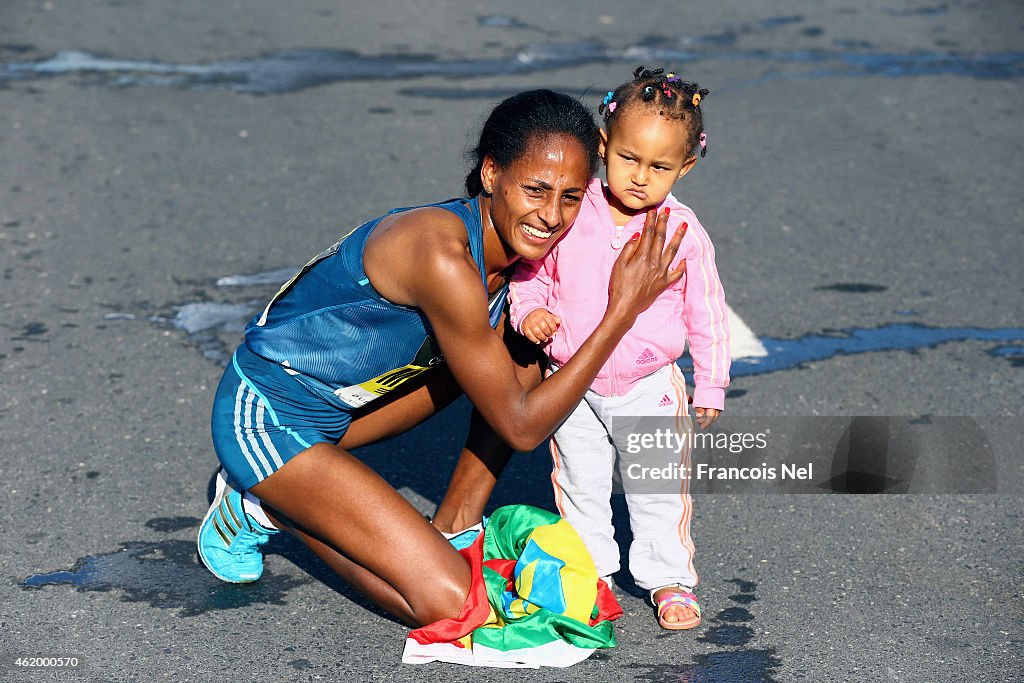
[197, 470, 277, 583]
[443, 515, 488, 551]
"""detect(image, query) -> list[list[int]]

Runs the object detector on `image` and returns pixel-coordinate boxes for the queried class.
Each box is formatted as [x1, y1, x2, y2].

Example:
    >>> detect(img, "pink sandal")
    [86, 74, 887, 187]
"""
[652, 586, 701, 630]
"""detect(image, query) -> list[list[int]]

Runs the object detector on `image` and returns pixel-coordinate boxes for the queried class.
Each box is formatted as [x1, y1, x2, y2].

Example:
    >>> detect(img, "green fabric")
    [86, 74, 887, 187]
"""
[473, 505, 618, 652]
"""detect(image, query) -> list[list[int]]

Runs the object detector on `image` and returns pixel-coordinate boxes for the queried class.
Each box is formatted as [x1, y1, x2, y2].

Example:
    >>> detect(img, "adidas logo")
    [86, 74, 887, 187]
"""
[636, 347, 659, 365]
[658, 394, 673, 407]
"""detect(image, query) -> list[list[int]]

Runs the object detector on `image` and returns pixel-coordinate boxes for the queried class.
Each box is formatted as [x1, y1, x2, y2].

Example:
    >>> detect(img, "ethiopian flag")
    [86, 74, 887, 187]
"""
[402, 505, 622, 668]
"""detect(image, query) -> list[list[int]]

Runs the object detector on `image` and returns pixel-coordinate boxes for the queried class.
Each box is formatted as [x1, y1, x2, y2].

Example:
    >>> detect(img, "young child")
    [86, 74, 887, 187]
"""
[509, 67, 730, 630]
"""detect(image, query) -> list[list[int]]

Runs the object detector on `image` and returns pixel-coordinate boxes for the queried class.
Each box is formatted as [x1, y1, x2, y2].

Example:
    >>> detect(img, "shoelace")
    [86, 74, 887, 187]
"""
[229, 527, 272, 555]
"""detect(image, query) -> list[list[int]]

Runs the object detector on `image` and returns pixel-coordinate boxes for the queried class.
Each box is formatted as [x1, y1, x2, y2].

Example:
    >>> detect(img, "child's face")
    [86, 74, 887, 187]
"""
[600, 107, 695, 215]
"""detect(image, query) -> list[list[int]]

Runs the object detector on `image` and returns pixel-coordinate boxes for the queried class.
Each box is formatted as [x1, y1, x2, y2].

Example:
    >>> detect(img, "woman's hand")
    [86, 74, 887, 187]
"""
[605, 208, 687, 327]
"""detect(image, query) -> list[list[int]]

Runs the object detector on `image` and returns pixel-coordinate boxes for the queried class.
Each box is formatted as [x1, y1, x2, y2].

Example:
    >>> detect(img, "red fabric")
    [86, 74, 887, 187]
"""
[407, 536, 492, 645]
[590, 580, 623, 626]
[482, 558, 517, 579]
[483, 558, 519, 595]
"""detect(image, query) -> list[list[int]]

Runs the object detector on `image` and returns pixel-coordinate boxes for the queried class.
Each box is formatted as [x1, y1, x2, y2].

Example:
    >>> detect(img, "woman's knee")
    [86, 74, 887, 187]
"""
[406, 569, 470, 626]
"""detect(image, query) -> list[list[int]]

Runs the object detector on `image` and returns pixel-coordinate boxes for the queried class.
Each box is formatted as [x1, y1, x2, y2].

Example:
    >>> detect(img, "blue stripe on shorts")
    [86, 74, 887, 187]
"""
[211, 344, 353, 490]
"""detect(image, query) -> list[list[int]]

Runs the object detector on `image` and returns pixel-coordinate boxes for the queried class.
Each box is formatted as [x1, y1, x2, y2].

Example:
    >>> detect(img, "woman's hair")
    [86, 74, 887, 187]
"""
[599, 66, 710, 159]
[465, 89, 601, 197]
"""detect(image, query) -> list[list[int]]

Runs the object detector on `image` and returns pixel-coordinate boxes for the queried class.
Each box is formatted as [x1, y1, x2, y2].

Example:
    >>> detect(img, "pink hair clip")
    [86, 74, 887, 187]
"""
[699, 132, 707, 150]
[607, 101, 617, 113]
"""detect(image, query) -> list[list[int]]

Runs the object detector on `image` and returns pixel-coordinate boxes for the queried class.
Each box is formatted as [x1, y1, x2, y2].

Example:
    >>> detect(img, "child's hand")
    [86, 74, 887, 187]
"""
[521, 309, 561, 344]
[694, 407, 720, 430]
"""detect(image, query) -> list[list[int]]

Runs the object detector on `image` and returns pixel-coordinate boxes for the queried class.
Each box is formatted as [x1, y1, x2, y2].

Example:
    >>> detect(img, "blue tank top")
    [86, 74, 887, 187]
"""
[244, 196, 507, 410]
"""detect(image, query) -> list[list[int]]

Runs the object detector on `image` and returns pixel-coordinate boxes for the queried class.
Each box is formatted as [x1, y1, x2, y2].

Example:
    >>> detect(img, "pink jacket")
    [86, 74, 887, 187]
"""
[510, 179, 730, 408]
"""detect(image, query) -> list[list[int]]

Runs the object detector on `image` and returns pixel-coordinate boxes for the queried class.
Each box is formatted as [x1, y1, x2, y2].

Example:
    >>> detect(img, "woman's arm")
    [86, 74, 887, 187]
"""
[408, 209, 686, 451]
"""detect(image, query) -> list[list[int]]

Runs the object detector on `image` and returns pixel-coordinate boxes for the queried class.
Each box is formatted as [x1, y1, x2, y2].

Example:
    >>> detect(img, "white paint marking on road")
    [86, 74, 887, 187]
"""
[217, 267, 297, 287]
[727, 303, 768, 359]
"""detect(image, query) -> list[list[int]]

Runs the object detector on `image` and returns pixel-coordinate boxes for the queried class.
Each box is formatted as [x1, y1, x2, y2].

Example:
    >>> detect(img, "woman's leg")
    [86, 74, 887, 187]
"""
[244, 327, 543, 626]
[431, 319, 546, 532]
[335, 366, 513, 535]
[205, 354, 471, 623]
[338, 319, 546, 534]
[250, 442, 471, 627]
[216, 322, 543, 624]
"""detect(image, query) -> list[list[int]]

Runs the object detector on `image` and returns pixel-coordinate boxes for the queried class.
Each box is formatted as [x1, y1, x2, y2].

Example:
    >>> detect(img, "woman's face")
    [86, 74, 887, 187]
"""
[482, 133, 591, 262]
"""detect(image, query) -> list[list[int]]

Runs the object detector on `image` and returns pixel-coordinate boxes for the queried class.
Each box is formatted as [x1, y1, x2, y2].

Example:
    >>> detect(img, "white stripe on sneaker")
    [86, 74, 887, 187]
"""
[234, 381, 266, 483]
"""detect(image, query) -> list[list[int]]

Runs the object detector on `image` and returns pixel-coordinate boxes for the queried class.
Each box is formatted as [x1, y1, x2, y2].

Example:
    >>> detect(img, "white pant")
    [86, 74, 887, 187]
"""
[549, 363, 698, 591]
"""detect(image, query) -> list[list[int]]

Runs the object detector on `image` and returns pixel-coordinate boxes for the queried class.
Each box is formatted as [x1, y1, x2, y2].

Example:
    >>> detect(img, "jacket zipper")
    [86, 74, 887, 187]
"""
[607, 233, 623, 396]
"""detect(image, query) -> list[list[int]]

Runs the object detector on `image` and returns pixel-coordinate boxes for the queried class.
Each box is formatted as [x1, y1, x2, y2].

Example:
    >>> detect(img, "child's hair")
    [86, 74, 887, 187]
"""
[465, 89, 601, 197]
[598, 66, 710, 159]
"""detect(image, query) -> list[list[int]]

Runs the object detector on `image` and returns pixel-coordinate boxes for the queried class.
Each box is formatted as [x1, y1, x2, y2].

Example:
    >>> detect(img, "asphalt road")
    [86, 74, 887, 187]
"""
[1, 1, 1022, 681]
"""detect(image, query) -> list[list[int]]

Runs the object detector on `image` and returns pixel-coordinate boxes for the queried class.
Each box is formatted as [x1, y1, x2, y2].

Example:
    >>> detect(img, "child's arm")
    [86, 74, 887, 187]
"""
[680, 218, 731, 428]
[509, 247, 559, 343]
